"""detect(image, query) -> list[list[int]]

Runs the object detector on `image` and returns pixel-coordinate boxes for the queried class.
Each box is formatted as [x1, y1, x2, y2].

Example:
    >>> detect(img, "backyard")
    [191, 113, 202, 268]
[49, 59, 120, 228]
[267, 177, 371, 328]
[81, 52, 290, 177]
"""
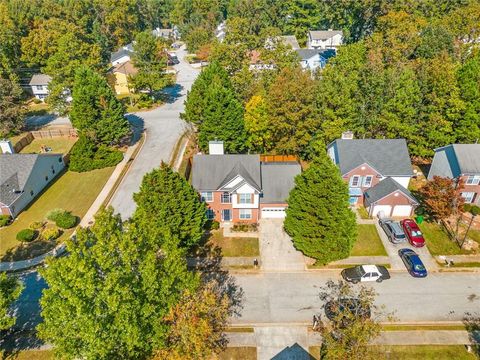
[19, 137, 77, 154]
[351, 224, 387, 256]
[0, 167, 114, 261]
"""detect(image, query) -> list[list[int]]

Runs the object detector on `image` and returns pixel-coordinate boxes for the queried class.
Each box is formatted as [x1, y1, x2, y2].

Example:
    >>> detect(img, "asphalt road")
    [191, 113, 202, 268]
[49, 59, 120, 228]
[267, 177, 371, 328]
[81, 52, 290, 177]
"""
[108, 46, 199, 220]
[232, 272, 480, 324]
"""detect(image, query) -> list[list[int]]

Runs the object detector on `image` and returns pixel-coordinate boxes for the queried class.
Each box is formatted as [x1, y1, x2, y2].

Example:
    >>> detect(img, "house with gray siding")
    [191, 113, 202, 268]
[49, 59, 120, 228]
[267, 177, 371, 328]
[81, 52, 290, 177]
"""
[0, 154, 65, 218]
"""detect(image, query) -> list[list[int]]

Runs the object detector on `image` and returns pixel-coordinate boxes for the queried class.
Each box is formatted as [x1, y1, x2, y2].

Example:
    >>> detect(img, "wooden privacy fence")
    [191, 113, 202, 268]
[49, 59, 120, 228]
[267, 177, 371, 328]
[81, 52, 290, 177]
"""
[12, 127, 77, 153]
[260, 154, 298, 163]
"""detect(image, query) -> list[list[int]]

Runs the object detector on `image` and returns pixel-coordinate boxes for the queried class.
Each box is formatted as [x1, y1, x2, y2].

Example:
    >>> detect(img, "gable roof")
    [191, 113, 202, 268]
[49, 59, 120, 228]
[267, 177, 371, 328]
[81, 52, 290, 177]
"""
[29, 74, 52, 86]
[280, 35, 300, 49]
[112, 60, 138, 76]
[309, 30, 343, 40]
[430, 144, 480, 178]
[110, 47, 133, 63]
[260, 162, 301, 203]
[191, 155, 261, 191]
[328, 139, 413, 176]
[364, 178, 418, 207]
[296, 49, 323, 61]
[0, 154, 62, 206]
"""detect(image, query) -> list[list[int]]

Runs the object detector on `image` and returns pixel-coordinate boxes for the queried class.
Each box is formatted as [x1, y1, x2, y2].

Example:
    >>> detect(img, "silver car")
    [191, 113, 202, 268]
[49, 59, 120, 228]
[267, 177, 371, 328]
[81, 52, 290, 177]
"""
[379, 218, 406, 244]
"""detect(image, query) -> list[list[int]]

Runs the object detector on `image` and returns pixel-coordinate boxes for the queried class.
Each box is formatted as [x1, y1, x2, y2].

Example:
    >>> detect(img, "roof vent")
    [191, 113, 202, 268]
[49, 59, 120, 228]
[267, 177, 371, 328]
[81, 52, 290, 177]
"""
[341, 131, 354, 140]
[0, 139, 14, 154]
[209, 140, 224, 155]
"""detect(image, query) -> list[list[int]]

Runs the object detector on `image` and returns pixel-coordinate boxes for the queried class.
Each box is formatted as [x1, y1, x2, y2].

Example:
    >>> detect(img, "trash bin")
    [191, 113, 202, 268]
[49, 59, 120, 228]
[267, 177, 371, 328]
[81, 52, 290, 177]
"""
[415, 215, 424, 224]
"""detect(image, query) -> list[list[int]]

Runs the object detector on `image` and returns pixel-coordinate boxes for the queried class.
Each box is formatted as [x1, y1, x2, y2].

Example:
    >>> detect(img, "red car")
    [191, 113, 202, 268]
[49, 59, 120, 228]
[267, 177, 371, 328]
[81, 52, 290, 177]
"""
[400, 219, 425, 247]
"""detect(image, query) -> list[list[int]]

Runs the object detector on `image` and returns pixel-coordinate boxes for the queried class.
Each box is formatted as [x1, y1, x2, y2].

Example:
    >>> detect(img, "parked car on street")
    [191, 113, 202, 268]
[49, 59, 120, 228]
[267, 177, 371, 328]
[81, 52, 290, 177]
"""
[398, 248, 428, 277]
[379, 218, 407, 244]
[341, 265, 391, 284]
[324, 298, 371, 327]
[401, 219, 425, 247]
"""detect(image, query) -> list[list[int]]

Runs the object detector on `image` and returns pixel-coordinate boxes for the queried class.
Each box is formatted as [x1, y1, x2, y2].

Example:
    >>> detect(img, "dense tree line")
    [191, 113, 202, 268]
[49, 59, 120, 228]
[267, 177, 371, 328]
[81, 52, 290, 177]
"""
[183, 1, 480, 159]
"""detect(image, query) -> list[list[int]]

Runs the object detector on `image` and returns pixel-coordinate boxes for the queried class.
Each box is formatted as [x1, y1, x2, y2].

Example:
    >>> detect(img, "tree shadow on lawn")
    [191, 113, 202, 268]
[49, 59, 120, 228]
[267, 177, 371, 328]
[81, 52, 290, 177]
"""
[0, 329, 46, 358]
[1, 238, 57, 262]
[189, 238, 244, 319]
[464, 312, 480, 357]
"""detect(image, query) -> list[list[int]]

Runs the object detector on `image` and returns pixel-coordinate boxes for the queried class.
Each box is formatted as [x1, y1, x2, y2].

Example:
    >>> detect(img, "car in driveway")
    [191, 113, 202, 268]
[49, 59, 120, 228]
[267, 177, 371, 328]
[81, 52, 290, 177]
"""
[324, 298, 371, 327]
[341, 265, 390, 284]
[401, 219, 425, 247]
[398, 248, 428, 277]
[379, 218, 407, 244]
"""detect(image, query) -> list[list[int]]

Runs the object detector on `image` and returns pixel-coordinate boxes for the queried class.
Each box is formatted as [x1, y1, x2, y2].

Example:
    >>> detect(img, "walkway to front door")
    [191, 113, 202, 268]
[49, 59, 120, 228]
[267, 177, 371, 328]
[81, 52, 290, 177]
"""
[259, 219, 305, 271]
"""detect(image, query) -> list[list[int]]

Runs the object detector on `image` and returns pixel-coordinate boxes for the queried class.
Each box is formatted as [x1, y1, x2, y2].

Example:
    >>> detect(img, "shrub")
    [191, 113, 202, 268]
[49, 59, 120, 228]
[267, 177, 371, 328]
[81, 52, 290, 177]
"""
[42, 226, 62, 241]
[55, 212, 77, 229]
[205, 220, 220, 231]
[0, 215, 11, 227]
[16, 229, 37, 242]
[232, 222, 258, 232]
[30, 221, 45, 230]
[69, 136, 123, 172]
[46, 208, 65, 222]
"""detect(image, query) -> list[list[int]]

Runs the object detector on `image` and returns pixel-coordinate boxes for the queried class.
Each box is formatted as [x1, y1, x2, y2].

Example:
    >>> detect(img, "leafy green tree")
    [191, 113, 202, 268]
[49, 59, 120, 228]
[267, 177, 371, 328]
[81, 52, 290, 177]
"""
[69, 135, 124, 173]
[0, 77, 25, 137]
[266, 66, 319, 156]
[38, 208, 198, 360]
[280, 0, 321, 45]
[182, 61, 231, 126]
[244, 93, 272, 152]
[133, 163, 206, 249]
[414, 24, 454, 59]
[131, 31, 169, 96]
[0, 272, 23, 331]
[198, 80, 247, 153]
[285, 150, 356, 263]
[0, 3, 21, 77]
[70, 67, 130, 145]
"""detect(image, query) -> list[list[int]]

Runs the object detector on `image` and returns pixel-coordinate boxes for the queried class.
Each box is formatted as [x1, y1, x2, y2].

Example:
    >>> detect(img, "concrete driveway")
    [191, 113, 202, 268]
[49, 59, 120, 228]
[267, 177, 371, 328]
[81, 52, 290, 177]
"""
[259, 219, 306, 271]
[109, 46, 199, 219]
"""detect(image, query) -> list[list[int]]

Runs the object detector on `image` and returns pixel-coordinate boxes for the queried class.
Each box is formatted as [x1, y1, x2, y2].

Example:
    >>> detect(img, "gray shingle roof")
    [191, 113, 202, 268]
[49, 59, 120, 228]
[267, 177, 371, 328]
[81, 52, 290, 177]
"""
[429, 144, 480, 179]
[364, 178, 418, 207]
[29, 74, 52, 86]
[280, 35, 300, 49]
[0, 154, 60, 206]
[309, 30, 343, 40]
[191, 155, 261, 191]
[296, 49, 323, 60]
[110, 48, 133, 63]
[260, 163, 301, 203]
[451, 144, 480, 175]
[329, 139, 413, 176]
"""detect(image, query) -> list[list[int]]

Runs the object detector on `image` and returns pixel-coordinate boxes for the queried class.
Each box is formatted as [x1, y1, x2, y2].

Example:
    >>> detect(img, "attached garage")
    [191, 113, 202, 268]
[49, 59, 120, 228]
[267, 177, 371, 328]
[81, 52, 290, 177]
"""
[261, 207, 286, 219]
[371, 205, 392, 218]
[392, 205, 413, 217]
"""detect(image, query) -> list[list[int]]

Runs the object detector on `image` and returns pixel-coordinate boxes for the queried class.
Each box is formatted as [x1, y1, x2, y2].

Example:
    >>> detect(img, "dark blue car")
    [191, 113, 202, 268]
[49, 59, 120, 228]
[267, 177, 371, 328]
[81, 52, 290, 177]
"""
[398, 248, 427, 277]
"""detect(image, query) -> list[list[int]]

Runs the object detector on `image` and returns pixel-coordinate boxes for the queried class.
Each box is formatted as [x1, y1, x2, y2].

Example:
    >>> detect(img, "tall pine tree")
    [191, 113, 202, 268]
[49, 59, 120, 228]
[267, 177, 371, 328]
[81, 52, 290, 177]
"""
[285, 148, 356, 263]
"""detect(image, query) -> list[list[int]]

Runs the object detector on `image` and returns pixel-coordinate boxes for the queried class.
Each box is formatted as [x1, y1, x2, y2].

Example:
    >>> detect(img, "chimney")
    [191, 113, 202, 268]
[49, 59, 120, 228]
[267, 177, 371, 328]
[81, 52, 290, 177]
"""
[341, 131, 354, 140]
[0, 140, 14, 154]
[209, 140, 224, 155]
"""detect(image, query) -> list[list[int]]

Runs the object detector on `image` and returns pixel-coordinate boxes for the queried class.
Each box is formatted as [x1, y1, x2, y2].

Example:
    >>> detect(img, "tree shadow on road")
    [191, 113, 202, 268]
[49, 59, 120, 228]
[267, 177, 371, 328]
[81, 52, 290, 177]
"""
[161, 84, 184, 104]
[0, 329, 45, 358]
[125, 114, 144, 145]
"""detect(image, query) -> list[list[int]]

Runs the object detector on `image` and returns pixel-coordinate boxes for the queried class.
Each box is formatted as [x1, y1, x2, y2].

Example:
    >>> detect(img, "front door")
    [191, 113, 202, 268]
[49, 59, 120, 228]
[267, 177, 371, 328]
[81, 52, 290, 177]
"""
[222, 209, 231, 221]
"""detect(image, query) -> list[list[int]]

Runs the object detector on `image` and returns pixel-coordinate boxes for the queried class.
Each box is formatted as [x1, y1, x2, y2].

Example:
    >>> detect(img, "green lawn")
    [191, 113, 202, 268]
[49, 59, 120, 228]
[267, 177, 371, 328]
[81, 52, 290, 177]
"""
[419, 222, 472, 255]
[467, 228, 480, 243]
[219, 347, 257, 360]
[351, 224, 387, 256]
[20, 137, 77, 154]
[4, 350, 53, 360]
[309, 346, 476, 360]
[357, 206, 371, 219]
[0, 167, 114, 260]
[208, 230, 259, 257]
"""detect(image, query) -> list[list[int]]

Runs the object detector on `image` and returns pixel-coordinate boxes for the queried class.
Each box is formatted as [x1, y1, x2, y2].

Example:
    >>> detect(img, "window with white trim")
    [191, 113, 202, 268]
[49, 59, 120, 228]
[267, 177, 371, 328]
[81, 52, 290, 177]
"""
[221, 192, 231, 203]
[239, 193, 253, 204]
[239, 209, 252, 219]
[363, 175, 373, 187]
[461, 192, 476, 204]
[201, 192, 213, 202]
[466, 175, 480, 185]
[206, 209, 215, 219]
[351, 176, 361, 187]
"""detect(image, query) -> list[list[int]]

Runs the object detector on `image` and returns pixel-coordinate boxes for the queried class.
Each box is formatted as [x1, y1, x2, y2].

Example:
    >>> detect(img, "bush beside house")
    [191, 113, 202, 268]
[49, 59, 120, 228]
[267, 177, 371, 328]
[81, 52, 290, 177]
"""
[16, 229, 37, 242]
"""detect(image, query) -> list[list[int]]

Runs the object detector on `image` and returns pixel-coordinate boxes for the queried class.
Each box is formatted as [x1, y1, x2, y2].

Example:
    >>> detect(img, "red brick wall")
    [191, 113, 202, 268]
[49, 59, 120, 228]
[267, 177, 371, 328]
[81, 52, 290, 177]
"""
[459, 175, 480, 205]
[205, 191, 258, 223]
[365, 191, 416, 216]
[343, 163, 382, 201]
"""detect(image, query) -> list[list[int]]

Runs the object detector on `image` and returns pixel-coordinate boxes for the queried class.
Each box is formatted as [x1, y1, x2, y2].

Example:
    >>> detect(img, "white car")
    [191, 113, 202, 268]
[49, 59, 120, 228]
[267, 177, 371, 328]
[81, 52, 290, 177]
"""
[341, 265, 391, 283]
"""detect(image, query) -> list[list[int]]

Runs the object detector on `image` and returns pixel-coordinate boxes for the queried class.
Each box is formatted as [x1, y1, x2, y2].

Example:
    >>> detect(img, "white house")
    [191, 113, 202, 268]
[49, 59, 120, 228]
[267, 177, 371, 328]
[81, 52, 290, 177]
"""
[307, 30, 343, 50]
[296, 49, 336, 71]
[29, 74, 52, 102]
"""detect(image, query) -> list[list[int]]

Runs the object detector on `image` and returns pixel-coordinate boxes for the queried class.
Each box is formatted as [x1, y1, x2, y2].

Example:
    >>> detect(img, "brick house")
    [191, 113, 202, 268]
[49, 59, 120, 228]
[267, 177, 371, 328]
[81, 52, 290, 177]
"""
[191, 142, 301, 222]
[428, 144, 480, 205]
[327, 136, 418, 217]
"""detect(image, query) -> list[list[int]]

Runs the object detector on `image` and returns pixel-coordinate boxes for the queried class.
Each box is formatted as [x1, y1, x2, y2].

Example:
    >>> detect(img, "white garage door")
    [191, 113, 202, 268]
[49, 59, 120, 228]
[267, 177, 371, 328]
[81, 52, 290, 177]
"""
[372, 205, 392, 218]
[392, 205, 412, 217]
[261, 207, 286, 219]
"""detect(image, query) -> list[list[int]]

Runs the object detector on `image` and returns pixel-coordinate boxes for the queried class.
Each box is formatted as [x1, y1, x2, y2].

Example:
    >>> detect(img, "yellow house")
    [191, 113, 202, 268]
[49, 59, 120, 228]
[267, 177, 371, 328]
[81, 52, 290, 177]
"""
[108, 61, 137, 95]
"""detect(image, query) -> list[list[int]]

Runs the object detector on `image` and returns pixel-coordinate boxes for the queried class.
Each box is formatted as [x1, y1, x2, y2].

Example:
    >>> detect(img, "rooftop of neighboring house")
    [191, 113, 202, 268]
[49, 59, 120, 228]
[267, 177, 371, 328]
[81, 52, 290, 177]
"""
[110, 47, 134, 63]
[295, 48, 336, 61]
[0, 153, 62, 206]
[111, 60, 138, 76]
[29, 74, 52, 86]
[328, 138, 414, 177]
[429, 144, 480, 179]
[364, 177, 418, 207]
[309, 30, 343, 40]
[152, 28, 172, 38]
[279, 35, 300, 49]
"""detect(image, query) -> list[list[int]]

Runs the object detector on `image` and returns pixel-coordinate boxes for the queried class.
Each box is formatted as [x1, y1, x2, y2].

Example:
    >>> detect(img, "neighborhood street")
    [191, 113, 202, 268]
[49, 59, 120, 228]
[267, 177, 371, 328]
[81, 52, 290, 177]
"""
[108, 46, 199, 219]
